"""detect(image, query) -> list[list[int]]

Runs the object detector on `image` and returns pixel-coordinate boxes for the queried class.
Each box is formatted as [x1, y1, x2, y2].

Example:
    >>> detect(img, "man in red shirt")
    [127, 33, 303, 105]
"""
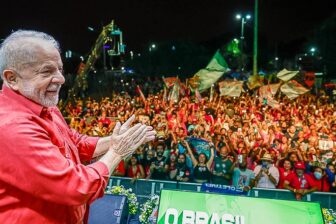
[0, 30, 156, 223]
[283, 161, 317, 200]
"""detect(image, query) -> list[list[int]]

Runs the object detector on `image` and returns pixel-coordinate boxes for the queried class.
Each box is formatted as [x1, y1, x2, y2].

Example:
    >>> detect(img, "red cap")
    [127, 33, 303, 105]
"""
[294, 162, 305, 170]
[170, 151, 177, 156]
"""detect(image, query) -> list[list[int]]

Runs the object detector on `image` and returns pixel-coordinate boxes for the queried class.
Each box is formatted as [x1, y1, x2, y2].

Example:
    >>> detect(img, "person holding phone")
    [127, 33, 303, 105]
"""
[231, 155, 255, 192]
[254, 154, 279, 189]
[212, 146, 233, 185]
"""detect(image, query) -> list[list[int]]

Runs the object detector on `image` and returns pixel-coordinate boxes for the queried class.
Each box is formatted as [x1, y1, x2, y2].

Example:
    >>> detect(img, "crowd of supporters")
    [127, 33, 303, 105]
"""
[61, 78, 336, 197]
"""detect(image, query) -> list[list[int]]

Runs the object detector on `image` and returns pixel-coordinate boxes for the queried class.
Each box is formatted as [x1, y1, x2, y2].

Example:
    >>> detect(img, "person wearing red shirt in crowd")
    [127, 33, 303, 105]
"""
[277, 159, 294, 189]
[126, 155, 145, 179]
[283, 162, 317, 200]
[204, 110, 214, 125]
[0, 30, 156, 224]
[309, 166, 330, 192]
[112, 160, 126, 177]
[167, 112, 178, 130]
[98, 111, 111, 128]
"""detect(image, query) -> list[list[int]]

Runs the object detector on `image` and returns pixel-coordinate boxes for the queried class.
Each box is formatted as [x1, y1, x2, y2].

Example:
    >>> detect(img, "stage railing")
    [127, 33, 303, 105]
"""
[107, 176, 336, 209]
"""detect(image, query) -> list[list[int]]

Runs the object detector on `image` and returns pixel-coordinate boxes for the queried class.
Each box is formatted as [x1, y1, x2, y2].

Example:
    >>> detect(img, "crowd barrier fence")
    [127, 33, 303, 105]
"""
[107, 176, 336, 209]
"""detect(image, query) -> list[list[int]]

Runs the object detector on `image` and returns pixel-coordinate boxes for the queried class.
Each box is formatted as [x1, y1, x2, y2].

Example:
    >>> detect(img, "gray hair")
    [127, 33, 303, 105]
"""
[0, 30, 60, 78]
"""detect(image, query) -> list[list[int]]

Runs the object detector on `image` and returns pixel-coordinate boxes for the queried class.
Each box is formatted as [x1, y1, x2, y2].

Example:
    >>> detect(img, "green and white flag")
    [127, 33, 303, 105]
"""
[194, 69, 224, 93]
[189, 40, 240, 93]
[191, 49, 232, 93]
[206, 50, 230, 72]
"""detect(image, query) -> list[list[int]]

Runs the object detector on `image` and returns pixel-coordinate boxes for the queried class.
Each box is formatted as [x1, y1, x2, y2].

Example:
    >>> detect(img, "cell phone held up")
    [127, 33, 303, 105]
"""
[238, 155, 243, 164]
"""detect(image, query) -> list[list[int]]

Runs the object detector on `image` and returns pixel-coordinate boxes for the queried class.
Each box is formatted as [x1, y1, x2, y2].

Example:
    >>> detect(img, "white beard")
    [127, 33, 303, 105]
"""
[21, 83, 60, 107]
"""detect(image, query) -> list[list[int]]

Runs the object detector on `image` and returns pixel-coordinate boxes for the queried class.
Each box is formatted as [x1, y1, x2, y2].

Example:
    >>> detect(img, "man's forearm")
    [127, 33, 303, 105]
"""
[305, 187, 318, 195]
[283, 183, 295, 192]
[268, 174, 278, 186]
[99, 150, 122, 175]
[93, 136, 110, 158]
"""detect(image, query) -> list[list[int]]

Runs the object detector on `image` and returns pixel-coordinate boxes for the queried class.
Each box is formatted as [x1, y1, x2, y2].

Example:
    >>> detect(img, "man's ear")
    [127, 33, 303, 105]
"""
[2, 70, 19, 90]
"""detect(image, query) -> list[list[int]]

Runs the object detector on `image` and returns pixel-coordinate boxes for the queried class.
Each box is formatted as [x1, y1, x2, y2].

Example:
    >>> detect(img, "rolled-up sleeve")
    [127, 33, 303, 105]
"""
[0, 118, 109, 206]
[68, 128, 100, 162]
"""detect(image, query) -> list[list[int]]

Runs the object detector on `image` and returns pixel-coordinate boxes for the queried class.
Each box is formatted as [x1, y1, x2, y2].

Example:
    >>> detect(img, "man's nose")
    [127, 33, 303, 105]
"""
[52, 71, 65, 84]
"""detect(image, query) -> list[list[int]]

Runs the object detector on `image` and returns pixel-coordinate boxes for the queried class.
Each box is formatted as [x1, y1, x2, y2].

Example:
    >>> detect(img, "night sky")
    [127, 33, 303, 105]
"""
[1, 0, 335, 55]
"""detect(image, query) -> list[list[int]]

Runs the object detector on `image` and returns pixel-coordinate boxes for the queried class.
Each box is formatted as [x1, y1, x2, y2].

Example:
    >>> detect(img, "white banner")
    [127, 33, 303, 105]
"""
[277, 69, 299, 81]
[259, 83, 281, 98]
[218, 80, 243, 97]
[280, 80, 309, 100]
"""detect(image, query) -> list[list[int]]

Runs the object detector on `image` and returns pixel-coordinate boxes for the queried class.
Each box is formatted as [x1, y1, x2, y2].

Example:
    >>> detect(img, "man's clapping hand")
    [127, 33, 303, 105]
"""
[110, 115, 156, 158]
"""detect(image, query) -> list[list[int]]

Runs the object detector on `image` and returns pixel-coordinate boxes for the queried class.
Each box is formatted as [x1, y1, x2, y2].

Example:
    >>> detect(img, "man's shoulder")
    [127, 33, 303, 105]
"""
[0, 97, 41, 123]
[0, 109, 39, 129]
[270, 165, 279, 172]
[304, 173, 314, 181]
[254, 165, 261, 170]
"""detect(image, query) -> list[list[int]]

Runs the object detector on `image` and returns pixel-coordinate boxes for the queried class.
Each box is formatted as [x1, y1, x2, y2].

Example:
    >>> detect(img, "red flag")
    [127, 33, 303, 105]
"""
[304, 72, 315, 88]
[163, 77, 179, 88]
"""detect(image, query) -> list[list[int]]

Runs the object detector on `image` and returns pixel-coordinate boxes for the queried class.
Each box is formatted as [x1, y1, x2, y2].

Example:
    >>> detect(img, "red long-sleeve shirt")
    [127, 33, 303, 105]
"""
[0, 85, 109, 224]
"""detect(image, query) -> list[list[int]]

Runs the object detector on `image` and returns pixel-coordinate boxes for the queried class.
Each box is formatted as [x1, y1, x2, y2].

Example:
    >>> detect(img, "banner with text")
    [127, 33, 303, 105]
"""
[157, 190, 323, 224]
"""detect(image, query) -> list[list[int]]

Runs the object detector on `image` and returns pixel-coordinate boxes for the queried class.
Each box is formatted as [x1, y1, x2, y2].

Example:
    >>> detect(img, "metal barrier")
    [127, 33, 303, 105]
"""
[107, 176, 336, 209]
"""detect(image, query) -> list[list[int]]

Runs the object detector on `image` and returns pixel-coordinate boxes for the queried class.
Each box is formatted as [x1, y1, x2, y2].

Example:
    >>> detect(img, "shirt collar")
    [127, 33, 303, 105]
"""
[2, 84, 46, 117]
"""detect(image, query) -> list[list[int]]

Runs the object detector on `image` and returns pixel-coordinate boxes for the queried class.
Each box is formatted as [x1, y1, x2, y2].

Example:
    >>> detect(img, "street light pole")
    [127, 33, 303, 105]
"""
[241, 17, 245, 40]
[236, 14, 251, 54]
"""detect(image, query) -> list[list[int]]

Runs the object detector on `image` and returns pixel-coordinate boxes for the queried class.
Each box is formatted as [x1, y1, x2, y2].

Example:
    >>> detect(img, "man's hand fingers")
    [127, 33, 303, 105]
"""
[146, 126, 154, 131]
[123, 123, 142, 136]
[112, 122, 121, 135]
[132, 132, 149, 151]
[144, 135, 156, 143]
[144, 131, 156, 142]
[119, 115, 135, 134]
[146, 130, 157, 137]
[131, 125, 147, 143]
[143, 129, 156, 143]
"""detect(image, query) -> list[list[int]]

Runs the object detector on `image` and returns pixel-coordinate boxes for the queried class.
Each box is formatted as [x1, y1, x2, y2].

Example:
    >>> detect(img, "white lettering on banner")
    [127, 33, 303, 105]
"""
[238, 215, 245, 224]
[163, 209, 245, 224]
[196, 211, 209, 224]
[165, 208, 178, 224]
[204, 183, 243, 193]
[222, 214, 234, 224]
[209, 213, 221, 224]
[182, 210, 195, 224]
